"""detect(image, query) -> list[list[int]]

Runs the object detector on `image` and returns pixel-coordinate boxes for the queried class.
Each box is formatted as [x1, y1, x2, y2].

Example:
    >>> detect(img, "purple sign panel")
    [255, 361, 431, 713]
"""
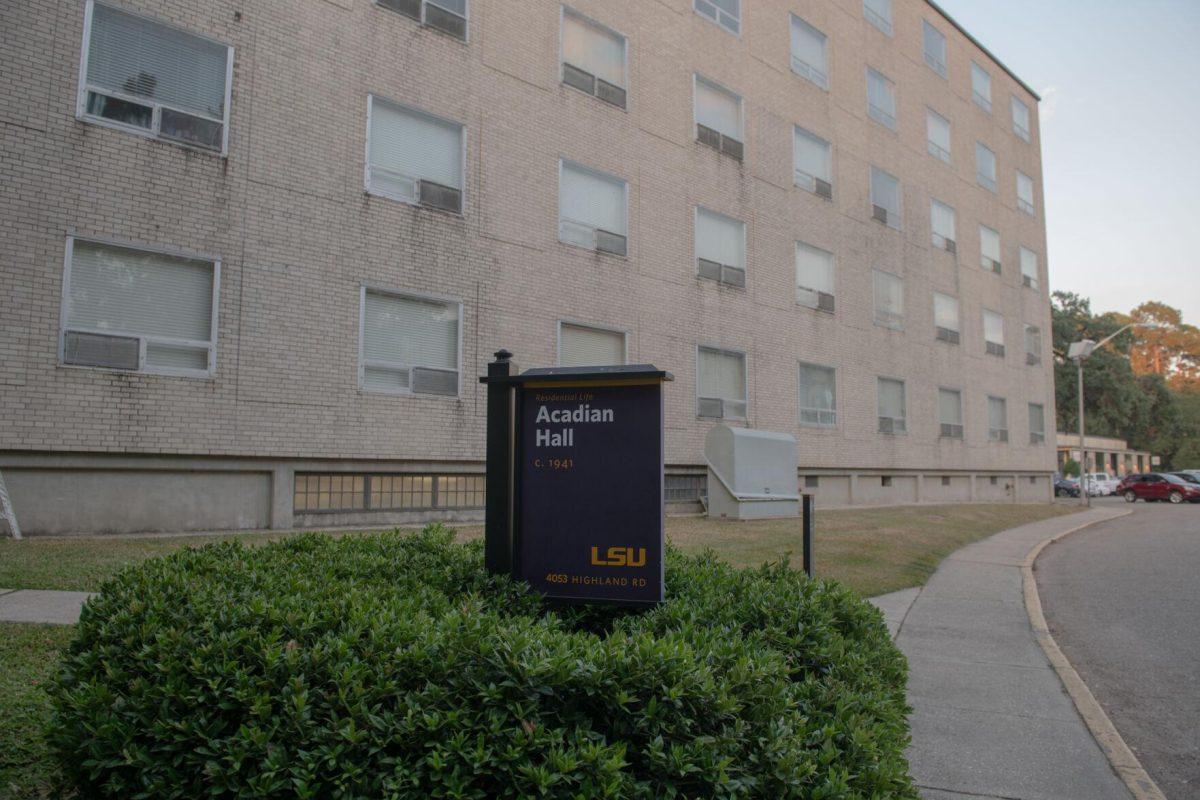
[516, 381, 664, 604]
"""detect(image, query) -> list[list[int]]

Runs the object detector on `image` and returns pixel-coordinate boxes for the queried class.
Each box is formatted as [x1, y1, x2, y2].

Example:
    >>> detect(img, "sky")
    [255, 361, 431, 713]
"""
[935, 0, 1200, 327]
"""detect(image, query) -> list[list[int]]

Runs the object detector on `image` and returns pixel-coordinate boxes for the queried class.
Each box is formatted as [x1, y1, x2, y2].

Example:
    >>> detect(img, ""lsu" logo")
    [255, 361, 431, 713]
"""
[590, 546, 647, 567]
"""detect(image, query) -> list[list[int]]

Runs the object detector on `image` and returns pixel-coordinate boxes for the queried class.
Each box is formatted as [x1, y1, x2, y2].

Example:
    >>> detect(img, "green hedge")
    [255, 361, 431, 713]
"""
[50, 526, 916, 799]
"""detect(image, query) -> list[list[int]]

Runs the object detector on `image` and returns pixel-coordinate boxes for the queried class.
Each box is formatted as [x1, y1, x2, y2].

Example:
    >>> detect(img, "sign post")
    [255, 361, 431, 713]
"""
[481, 356, 671, 605]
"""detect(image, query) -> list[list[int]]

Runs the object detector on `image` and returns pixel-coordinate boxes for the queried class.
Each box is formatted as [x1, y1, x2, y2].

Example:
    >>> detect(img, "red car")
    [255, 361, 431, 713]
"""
[1117, 473, 1200, 504]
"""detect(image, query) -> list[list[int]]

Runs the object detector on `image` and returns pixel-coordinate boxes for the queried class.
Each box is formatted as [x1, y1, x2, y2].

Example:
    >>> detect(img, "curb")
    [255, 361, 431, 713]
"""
[1021, 509, 1166, 800]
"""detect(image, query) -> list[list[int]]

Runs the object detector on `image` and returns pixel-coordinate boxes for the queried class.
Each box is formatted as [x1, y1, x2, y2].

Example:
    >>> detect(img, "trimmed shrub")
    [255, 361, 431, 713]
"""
[51, 526, 916, 799]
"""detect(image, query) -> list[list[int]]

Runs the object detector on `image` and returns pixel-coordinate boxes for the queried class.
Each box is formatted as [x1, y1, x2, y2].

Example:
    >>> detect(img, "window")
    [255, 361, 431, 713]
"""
[561, 9, 626, 109]
[881, 475, 893, 487]
[923, 21, 947, 77]
[694, 75, 743, 159]
[796, 242, 835, 312]
[864, 0, 892, 35]
[1017, 171, 1035, 214]
[697, 346, 747, 419]
[558, 160, 628, 255]
[78, 2, 232, 153]
[867, 68, 896, 130]
[665, 474, 707, 502]
[61, 238, 217, 376]
[377, 0, 468, 41]
[870, 166, 901, 229]
[790, 15, 828, 89]
[931, 199, 956, 253]
[1029, 403, 1046, 444]
[877, 377, 906, 434]
[980, 225, 1002, 273]
[1025, 325, 1043, 366]
[794, 126, 833, 198]
[971, 62, 992, 112]
[934, 292, 960, 344]
[805, 475, 820, 489]
[873, 270, 904, 330]
[559, 322, 626, 367]
[976, 142, 997, 191]
[1012, 96, 1031, 142]
[694, 0, 739, 35]
[939, 388, 964, 438]
[988, 396, 1008, 442]
[927, 109, 951, 163]
[367, 96, 464, 213]
[983, 309, 1005, 357]
[695, 207, 746, 287]
[360, 288, 461, 396]
[294, 473, 484, 513]
[1020, 247, 1039, 288]
[798, 362, 837, 427]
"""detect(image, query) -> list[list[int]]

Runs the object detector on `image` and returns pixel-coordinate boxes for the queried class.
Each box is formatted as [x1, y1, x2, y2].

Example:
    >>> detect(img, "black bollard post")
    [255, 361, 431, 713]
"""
[802, 494, 814, 578]
[483, 349, 517, 576]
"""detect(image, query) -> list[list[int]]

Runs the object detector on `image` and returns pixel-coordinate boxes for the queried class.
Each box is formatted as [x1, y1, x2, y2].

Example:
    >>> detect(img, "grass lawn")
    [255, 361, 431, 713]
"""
[0, 502, 1078, 798]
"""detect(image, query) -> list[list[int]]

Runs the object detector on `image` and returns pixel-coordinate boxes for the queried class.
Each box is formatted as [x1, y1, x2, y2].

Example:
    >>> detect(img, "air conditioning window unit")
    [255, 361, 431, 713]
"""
[1022, 274, 1034, 288]
[986, 341, 1006, 357]
[1026, 352, 1041, 366]
[418, 180, 462, 213]
[698, 258, 721, 281]
[872, 204, 889, 224]
[719, 135, 743, 161]
[424, 3, 467, 40]
[944, 238, 956, 254]
[940, 423, 964, 439]
[1030, 433, 1045, 444]
[990, 429, 1009, 443]
[720, 265, 745, 288]
[697, 397, 724, 418]
[814, 178, 833, 200]
[562, 63, 595, 94]
[595, 229, 627, 256]
[412, 367, 458, 396]
[878, 416, 894, 434]
[595, 79, 627, 109]
[935, 326, 960, 344]
[378, 0, 420, 21]
[63, 331, 140, 370]
[817, 291, 835, 313]
[696, 124, 743, 161]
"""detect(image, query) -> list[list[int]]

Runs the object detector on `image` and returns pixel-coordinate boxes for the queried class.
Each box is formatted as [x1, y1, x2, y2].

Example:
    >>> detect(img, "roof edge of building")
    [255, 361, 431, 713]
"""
[923, 0, 1041, 102]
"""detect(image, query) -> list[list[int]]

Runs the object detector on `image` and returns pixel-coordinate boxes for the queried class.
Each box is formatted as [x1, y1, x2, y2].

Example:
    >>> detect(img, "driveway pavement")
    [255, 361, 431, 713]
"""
[1037, 500, 1199, 799]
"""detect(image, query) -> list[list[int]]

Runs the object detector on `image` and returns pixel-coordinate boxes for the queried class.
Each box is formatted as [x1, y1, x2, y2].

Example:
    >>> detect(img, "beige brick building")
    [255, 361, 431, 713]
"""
[0, 0, 1055, 535]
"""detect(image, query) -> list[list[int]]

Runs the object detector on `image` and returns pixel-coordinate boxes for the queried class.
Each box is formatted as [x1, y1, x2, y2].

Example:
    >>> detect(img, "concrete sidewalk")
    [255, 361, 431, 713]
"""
[0, 588, 95, 624]
[872, 507, 1134, 800]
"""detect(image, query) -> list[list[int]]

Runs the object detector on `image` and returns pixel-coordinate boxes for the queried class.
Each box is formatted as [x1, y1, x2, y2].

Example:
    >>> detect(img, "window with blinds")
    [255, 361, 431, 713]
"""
[79, 2, 232, 153]
[980, 225, 1002, 272]
[1029, 403, 1046, 444]
[866, 68, 896, 130]
[694, 0, 739, 35]
[873, 270, 904, 330]
[796, 242, 835, 312]
[976, 142, 997, 191]
[877, 377, 906, 434]
[971, 62, 992, 112]
[938, 388, 963, 438]
[927, 109, 951, 163]
[870, 166, 901, 229]
[988, 396, 1008, 442]
[863, 0, 892, 35]
[558, 160, 627, 255]
[983, 310, 1005, 357]
[376, 0, 468, 42]
[1025, 325, 1043, 365]
[934, 292, 960, 343]
[923, 21, 947, 77]
[794, 126, 832, 197]
[1020, 247, 1039, 288]
[360, 289, 460, 396]
[561, 9, 626, 109]
[931, 199, 956, 252]
[798, 363, 836, 427]
[367, 96, 464, 212]
[1012, 96, 1031, 142]
[694, 76, 743, 159]
[558, 323, 625, 367]
[697, 346, 746, 420]
[62, 239, 217, 376]
[695, 207, 745, 287]
[1017, 171, 1035, 214]
[790, 15, 828, 89]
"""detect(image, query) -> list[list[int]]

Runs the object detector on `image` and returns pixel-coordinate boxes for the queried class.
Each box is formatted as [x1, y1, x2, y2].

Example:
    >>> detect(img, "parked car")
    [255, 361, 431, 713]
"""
[1084, 472, 1120, 496]
[1117, 473, 1200, 504]
[1170, 472, 1200, 485]
[1053, 473, 1080, 498]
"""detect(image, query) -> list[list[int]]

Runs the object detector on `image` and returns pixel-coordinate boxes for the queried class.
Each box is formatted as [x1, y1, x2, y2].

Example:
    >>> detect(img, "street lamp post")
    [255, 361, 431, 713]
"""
[1068, 321, 1163, 507]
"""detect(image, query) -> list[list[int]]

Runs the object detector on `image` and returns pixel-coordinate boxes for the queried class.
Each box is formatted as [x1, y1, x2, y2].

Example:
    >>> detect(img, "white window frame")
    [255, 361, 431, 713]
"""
[789, 14, 828, 90]
[76, 1, 235, 157]
[933, 291, 960, 336]
[793, 125, 832, 195]
[1025, 324, 1043, 363]
[1017, 171, 1036, 215]
[693, 0, 740, 36]
[863, 0, 892, 36]
[877, 376, 907, 434]
[694, 205, 747, 285]
[980, 224, 1002, 272]
[795, 240, 836, 312]
[866, 67, 897, 130]
[375, 0, 471, 43]
[559, 6, 628, 97]
[357, 285, 464, 398]
[873, 268, 904, 331]
[59, 235, 221, 378]
[798, 361, 838, 428]
[926, 108, 951, 164]
[988, 395, 1009, 443]
[364, 94, 467, 211]
[938, 387, 964, 438]
[695, 344, 748, 420]
[931, 198, 956, 251]
[556, 319, 629, 366]
[1020, 246, 1040, 288]
[976, 142, 997, 192]
[971, 61, 992, 113]
[922, 20, 947, 78]
[557, 158, 629, 253]
[692, 73, 744, 143]
[1011, 95, 1031, 142]
[1029, 402, 1046, 444]
[983, 308, 1006, 353]
[870, 165, 902, 230]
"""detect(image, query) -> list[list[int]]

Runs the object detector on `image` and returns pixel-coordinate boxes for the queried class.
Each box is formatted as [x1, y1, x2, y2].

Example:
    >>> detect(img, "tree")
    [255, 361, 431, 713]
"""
[1124, 302, 1200, 392]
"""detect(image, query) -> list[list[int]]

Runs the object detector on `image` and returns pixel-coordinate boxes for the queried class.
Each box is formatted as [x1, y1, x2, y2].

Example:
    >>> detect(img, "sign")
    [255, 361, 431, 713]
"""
[517, 380, 663, 604]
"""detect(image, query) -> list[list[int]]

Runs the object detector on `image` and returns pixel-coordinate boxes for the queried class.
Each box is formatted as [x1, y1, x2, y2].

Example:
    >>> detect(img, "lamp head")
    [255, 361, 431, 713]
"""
[1067, 340, 1097, 361]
